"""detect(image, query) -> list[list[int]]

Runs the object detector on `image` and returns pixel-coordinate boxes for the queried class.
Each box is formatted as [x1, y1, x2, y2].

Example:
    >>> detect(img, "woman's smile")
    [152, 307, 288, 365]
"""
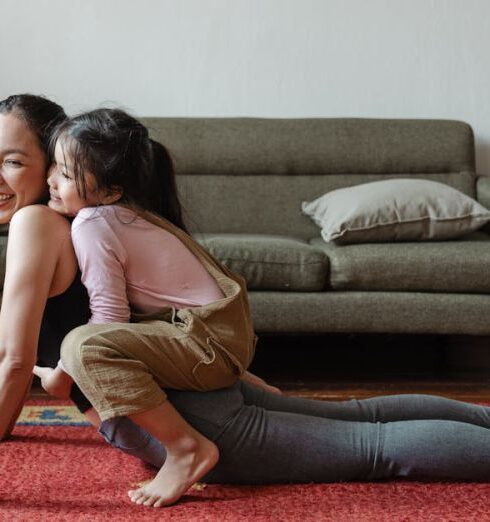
[0, 193, 15, 210]
[0, 193, 14, 203]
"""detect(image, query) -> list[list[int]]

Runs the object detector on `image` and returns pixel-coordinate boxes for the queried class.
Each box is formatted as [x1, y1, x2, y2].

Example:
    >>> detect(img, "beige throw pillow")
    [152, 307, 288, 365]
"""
[301, 179, 490, 244]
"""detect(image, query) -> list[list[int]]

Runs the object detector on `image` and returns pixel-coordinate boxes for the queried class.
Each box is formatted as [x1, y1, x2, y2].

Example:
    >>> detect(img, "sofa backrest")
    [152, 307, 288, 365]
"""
[141, 118, 475, 239]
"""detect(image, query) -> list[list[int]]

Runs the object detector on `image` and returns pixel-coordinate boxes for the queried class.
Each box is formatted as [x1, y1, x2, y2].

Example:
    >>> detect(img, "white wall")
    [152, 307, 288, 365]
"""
[2, 0, 490, 173]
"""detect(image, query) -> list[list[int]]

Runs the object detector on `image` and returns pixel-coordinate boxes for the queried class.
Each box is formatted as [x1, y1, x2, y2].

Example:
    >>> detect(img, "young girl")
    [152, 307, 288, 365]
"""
[33, 108, 261, 507]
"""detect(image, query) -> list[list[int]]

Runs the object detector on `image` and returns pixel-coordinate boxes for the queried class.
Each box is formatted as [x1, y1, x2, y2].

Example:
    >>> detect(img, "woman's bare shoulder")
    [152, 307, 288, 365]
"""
[7, 205, 77, 297]
[9, 205, 70, 238]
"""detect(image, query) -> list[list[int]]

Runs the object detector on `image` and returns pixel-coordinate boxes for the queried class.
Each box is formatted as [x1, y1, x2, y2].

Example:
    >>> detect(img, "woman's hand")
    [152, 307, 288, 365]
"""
[33, 365, 73, 399]
[241, 371, 282, 395]
[0, 369, 32, 441]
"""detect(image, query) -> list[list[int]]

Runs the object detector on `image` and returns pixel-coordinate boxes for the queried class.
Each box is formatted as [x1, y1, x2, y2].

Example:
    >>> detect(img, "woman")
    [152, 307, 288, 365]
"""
[0, 93, 92, 438]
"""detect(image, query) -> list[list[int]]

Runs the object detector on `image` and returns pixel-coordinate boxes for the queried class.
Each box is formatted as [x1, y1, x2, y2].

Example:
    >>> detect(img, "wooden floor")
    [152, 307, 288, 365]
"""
[31, 333, 490, 402]
[249, 333, 490, 402]
[268, 373, 490, 401]
[31, 373, 490, 402]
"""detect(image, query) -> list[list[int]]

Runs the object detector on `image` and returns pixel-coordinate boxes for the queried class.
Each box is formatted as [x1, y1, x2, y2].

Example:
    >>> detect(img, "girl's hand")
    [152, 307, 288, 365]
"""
[241, 371, 282, 395]
[32, 365, 73, 399]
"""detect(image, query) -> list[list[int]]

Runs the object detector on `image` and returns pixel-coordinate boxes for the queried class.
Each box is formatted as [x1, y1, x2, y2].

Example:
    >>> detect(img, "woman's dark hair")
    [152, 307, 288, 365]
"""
[0, 94, 67, 162]
[51, 108, 187, 231]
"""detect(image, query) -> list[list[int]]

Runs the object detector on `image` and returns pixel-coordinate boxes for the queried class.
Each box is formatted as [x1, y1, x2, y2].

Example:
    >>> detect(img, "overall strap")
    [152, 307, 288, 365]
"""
[140, 210, 248, 292]
[139, 210, 257, 371]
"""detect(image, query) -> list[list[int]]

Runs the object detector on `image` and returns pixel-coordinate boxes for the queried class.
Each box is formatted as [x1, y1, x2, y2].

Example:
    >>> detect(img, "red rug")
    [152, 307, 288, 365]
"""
[2, 400, 490, 521]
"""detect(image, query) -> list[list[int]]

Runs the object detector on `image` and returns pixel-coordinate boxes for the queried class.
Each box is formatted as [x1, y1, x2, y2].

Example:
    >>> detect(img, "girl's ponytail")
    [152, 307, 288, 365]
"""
[149, 139, 188, 233]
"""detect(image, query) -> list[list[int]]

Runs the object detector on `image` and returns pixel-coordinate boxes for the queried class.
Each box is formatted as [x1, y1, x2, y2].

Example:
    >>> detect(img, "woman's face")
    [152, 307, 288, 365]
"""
[0, 112, 49, 224]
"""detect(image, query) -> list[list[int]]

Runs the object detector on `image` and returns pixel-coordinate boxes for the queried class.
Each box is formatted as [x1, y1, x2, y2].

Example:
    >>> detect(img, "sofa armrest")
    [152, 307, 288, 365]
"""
[477, 176, 490, 234]
[0, 233, 7, 291]
[477, 175, 490, 207]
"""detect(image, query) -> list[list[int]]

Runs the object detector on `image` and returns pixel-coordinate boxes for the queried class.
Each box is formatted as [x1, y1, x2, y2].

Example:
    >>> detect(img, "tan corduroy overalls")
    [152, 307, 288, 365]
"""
[60, 211, 257, 421]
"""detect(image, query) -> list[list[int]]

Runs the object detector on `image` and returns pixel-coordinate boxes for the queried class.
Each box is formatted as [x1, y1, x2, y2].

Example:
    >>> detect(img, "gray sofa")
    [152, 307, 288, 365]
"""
[142, 118, 490, 336]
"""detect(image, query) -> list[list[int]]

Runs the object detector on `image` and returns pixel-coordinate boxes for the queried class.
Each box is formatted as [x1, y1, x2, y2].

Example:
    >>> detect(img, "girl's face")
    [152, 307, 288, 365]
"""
[0, 113, 49, 224]
[48, 138, 105, 217]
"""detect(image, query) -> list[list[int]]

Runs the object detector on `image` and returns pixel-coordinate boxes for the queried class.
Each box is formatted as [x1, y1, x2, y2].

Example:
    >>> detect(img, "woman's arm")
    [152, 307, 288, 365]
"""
[0, 205, 77, 439]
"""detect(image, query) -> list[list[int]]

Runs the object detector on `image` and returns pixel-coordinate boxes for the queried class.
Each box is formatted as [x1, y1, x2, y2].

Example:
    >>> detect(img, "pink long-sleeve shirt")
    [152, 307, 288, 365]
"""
[71, 206, 224, 324]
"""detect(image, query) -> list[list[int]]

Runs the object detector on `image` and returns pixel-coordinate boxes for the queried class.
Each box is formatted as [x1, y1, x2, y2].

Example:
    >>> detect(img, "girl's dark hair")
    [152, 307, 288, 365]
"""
[51, 108, 187, 231]
[0, 94, 67, 161]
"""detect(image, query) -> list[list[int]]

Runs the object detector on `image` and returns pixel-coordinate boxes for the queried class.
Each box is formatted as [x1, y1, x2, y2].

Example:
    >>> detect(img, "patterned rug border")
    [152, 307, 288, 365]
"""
[16, 404, 90, 426]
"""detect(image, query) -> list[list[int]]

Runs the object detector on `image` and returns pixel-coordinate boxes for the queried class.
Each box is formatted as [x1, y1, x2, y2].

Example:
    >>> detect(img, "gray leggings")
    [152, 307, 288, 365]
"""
[99, 382, 490, 483]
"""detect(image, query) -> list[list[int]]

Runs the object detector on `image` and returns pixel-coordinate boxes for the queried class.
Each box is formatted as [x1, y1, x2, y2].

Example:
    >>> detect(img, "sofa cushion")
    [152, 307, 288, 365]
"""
[310, 231, 490, 293]
[302, 179, 490, 244]
[195, 234, 328, 291]
[249, 290, 490, 334]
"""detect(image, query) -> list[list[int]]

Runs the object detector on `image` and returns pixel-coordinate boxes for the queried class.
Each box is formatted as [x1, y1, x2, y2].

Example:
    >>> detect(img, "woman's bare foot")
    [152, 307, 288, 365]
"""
[127, 435, 218, 507]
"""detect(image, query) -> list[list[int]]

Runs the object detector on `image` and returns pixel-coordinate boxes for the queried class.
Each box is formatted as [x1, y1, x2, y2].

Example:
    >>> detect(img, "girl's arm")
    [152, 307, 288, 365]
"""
[0, 205, 77, 439]
[72, 216, 130, 323]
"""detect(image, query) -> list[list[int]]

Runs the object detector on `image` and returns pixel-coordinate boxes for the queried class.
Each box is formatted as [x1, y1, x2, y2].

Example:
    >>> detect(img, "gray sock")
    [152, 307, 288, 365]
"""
[98, 416, 166, 468]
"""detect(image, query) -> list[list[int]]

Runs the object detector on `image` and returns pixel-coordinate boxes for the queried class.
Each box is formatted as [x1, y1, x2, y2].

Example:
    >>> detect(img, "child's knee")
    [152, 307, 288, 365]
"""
[60, 325, 101, 376]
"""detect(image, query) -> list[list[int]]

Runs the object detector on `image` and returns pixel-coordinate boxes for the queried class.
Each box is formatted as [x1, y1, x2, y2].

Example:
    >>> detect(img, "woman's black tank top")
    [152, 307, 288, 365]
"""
[37, 272, 90, 367]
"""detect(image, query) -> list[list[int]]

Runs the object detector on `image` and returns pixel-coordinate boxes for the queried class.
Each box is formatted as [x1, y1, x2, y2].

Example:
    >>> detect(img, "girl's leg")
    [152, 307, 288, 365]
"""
[62, 323, 226, 507]
[98, 384, 247, 470]
[127, 400, 219, 507]
[240, 382, 490, 428]
[61, 318, 241, 429]
[70, 383, 168, 468]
